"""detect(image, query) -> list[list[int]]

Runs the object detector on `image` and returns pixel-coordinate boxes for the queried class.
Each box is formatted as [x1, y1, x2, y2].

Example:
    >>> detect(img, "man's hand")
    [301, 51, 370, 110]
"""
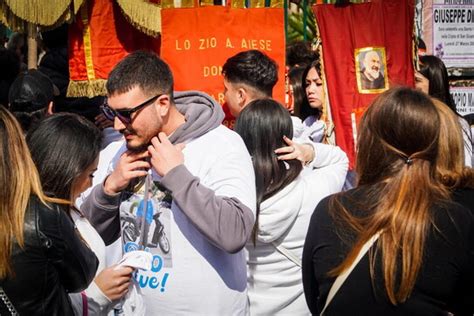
[104, 151, 150, 195]
[148, 132, 185, 177]
[274, 136, 314, 165]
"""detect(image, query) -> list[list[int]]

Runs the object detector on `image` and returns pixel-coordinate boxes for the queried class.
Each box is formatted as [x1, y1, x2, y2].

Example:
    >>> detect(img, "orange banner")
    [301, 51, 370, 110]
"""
[160, 6, 285, 127]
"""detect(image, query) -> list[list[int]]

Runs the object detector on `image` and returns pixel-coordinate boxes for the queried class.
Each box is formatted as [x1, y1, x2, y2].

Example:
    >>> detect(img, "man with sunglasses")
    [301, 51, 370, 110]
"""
[81, 51, 256, 315]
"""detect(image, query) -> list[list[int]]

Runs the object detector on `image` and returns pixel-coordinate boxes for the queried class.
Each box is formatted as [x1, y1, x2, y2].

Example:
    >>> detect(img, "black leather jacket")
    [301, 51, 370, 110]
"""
[1, 196, 98, 315]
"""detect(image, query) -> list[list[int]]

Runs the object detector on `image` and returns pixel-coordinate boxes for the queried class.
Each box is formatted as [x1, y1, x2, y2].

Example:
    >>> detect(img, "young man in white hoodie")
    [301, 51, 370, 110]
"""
[82, 51, 256, 315]
[222, 49, 316, 164]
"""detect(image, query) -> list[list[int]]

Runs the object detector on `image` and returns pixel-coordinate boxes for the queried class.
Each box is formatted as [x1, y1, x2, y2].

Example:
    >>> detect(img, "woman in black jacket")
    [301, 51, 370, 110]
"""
[0, 105, 98, 315]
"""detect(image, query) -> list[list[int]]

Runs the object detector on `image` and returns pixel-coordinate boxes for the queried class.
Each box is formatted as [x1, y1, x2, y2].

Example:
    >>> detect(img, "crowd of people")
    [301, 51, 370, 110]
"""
[0, 31, 473, 316]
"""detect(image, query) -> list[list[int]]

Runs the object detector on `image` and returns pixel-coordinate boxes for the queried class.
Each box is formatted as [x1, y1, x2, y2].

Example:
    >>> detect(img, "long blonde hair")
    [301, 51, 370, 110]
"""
[329, 88, 449, 304]
[0, 106, 57, 279]
[432, 98, 474, 189]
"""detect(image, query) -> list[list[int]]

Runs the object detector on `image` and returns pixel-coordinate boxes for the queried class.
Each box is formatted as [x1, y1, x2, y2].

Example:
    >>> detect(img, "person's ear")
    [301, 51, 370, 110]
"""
[46, 101, 54, 115]
[156, 94, 171, 117]
[237, 87, 247, 107]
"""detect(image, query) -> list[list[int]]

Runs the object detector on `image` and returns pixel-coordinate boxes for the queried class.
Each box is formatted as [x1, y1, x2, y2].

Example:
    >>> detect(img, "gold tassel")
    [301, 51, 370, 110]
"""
[161, 0, 174, 8]
[249, 0, 265, 7]
[66, 79, 108, 98]
[115, 0, 162, 37]
[270, 0, 283, 7]
[179, 0, 195, 8]
[231, 0, 246, 8]
[0, 2, 28, 32]
[0, 0, 84, 32]
[73, 0, 85, 14]
[200, 0, 214, 6]
[3, 0, 71, 26]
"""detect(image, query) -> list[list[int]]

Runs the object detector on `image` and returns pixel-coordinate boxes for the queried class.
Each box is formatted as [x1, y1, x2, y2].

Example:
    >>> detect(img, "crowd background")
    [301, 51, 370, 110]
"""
[0, 1, 473, 315]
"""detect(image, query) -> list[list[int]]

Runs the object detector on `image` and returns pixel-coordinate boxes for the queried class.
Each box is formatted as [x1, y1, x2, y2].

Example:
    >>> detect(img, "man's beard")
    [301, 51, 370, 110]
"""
[123, 128, 151, 153]
[127, 141, 150, 153]
[367, 67, 380, 80]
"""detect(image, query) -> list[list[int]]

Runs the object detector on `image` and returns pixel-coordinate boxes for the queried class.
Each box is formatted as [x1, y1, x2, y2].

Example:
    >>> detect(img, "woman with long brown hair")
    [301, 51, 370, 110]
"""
[0, 106, 98, 315]
[302, 88, 474, 314]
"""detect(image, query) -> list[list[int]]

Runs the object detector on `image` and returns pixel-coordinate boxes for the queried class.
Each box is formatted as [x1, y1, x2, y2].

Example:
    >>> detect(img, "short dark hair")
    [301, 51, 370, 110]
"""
[286, 41, 318, 68]
[27, 113, 102, 201]
[222, 50, 278, 97]
[234, 99, 302, 243]
[106, 50, 174, 98]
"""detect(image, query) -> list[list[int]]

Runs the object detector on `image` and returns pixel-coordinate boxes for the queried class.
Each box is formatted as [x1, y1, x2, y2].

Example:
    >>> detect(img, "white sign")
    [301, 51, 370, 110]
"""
[432, 0, 474, 67]
[451, 86, 474, 115]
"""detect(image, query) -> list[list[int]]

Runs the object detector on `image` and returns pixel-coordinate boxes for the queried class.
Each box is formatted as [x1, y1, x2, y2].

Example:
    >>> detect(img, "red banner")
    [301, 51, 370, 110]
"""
[314, 0, 415, 168]
[68, 0, 161, 97]
[160, 6, 286, 127]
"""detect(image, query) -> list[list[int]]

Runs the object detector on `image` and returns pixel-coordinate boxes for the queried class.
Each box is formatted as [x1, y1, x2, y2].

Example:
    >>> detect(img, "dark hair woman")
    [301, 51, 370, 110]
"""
[0, 106, 97, 315]
[27, 113, 132, 315]
[291, 59, 327, 144]
[288, 66, 306, 118]
[416, 55, 473, 166]
[302, 87, 474, 315]
[234, 99, 348, 314]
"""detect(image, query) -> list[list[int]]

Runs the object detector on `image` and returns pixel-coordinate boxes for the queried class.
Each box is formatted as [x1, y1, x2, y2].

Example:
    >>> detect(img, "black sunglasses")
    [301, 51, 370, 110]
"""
[101, 94, 162, 125]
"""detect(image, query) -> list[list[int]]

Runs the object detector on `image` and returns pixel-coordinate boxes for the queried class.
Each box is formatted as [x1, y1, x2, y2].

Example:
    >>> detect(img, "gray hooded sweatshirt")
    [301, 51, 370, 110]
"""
[82, 90, 255, 253]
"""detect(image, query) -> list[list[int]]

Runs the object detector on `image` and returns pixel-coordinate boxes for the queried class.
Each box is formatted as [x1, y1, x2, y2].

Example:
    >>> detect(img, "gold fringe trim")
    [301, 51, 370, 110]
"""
[115, 0, 161, 38]
[74, 0, 86, 15]
[67, 79, 108, 98]
[231, 0, 246, 8]
[249, 0, 265, 8]
[0, 2, 28, 32]
[3, 0, 71, 26]
[270, 0, 284, 8]
[0, 0, 85, 32]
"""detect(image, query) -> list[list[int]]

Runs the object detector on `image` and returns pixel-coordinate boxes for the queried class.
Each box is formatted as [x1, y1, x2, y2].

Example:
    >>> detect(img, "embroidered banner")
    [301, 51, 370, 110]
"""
[314, 0, 415, 168]
[68, 0, 161, 98]
[160, 6, 285, 127]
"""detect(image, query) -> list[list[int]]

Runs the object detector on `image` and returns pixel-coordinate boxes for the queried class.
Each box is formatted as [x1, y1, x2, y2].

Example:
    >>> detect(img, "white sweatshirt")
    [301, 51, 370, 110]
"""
[82, 91, 257, 315]
[247, 143, 348, 315]
[292, 115, 326, 143]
